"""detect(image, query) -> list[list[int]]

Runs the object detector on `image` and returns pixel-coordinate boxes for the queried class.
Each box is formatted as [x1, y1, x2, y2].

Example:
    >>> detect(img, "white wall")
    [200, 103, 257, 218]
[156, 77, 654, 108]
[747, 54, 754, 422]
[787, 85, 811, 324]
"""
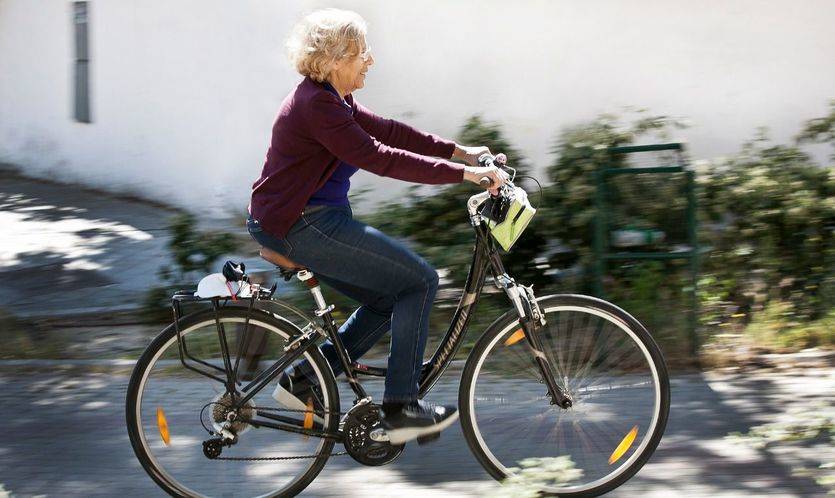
[1, 0, 833, 219]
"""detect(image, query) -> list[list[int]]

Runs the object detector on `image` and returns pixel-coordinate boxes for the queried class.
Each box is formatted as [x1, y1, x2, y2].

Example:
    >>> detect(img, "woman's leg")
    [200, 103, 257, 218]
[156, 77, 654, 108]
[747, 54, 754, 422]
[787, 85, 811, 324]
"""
[248, 213, 393, 377]
[313, 272, 393, 375]
[284, 206, 439, 404]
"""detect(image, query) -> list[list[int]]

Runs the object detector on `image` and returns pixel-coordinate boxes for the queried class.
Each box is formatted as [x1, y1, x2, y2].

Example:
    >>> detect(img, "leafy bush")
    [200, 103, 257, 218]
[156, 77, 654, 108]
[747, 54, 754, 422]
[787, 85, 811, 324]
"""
[743, 300, 835, 350]
[699, 137, 834, 320]
[697, 102, 835, 350]
[540, 111, 689, 289]
[492, 456, 583, 498]
[164, 213, 237, 276]
[606, 260, 695, 362]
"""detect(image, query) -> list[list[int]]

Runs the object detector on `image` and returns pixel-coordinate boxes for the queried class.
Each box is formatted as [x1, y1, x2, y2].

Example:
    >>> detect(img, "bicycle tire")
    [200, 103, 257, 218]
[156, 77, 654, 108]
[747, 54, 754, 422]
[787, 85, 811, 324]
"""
[459, 294, 670, 497]
[125, 307, 340, 497]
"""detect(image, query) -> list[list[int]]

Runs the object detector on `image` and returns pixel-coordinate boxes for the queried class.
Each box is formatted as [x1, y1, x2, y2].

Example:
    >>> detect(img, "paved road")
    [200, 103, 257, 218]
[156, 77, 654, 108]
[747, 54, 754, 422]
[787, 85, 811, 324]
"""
[1, 366, 832, 497]
[0, 169, 269, 320]
[0, 170, 177, 317]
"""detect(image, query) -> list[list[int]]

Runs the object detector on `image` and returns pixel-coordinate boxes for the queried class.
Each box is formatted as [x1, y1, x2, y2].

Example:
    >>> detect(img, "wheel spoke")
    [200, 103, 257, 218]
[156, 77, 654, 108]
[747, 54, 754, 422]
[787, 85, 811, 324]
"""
[127, 311, 338, 497]
[565, 318, 606, 394]
[464, 299, 668, 495]
[540, 319, 569, 391]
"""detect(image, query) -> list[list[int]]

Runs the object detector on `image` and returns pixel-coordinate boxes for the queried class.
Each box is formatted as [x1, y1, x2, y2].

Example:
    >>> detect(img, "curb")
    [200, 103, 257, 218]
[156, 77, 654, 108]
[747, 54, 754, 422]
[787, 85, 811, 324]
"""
[0, 359, 137, 367]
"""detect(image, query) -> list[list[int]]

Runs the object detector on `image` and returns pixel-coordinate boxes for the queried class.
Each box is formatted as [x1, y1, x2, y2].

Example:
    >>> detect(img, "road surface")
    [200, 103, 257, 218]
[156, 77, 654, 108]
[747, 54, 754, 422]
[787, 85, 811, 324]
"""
[1, 365, 832, 497]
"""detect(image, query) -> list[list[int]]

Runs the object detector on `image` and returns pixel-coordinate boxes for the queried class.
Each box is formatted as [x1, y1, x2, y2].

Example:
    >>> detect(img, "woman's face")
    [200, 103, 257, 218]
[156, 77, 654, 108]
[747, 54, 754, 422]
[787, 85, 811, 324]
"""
[330, 38, 374, 94]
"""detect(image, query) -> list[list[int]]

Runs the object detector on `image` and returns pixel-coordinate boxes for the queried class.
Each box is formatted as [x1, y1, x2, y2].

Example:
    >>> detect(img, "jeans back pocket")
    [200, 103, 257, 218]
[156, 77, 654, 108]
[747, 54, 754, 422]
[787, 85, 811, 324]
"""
[248, 216, 295, 257]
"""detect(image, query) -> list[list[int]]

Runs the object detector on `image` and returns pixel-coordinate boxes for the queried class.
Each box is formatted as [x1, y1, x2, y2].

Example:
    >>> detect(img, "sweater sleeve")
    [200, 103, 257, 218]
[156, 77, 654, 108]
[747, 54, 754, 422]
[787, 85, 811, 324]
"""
[307, 93, 464, 185]
[351, 98, 456, 159]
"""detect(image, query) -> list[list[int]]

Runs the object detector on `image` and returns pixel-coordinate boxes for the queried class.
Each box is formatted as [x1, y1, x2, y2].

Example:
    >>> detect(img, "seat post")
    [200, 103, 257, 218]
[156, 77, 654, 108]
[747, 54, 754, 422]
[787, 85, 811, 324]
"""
[296, 269, 329, 313]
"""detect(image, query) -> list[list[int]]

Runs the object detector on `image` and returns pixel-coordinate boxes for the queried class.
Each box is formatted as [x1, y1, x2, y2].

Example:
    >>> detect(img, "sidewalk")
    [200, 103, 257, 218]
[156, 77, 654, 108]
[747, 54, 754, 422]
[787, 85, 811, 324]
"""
[0, 167, 184, 318]
[0, 167, 268, 320]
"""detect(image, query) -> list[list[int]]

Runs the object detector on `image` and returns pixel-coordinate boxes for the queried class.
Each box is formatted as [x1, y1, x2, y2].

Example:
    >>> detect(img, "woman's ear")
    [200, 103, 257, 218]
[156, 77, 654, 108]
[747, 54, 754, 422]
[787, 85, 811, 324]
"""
[325, 59, 342, 83]
[330, 57, 343, 73]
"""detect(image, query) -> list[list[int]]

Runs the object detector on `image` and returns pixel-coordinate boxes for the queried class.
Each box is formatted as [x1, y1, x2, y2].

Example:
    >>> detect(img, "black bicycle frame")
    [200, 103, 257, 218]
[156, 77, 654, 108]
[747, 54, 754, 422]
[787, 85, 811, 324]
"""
[299, 220, 498, 403]
[170, 217, 567, 440]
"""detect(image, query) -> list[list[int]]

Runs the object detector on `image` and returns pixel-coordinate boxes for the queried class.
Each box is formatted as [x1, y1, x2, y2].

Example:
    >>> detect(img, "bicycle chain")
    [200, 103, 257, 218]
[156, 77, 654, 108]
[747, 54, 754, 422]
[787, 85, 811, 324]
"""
[215, 452, 347, 461]
[208, 403, 348, 461]
[251, 404, 344, 416]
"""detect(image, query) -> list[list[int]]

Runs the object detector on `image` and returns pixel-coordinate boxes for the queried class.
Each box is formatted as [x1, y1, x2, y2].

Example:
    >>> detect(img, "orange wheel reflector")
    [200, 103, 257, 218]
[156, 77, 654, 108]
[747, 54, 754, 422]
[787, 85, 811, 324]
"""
[504, 329, 526, 346]
[303, 398, 314, 430]
[608, 425, 638, 465]
[156, 407, 171, 446]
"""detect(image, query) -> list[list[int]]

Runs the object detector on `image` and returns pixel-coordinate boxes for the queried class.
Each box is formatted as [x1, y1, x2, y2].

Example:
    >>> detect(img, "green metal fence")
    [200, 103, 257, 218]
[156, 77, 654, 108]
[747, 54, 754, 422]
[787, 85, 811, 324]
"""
[593, 142, 700, 355]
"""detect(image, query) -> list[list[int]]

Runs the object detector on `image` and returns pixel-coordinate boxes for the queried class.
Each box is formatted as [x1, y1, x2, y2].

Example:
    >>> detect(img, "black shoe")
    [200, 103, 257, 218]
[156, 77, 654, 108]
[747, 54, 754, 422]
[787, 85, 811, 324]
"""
[380, 399, 459, 445]
[272, 366, 324, 424]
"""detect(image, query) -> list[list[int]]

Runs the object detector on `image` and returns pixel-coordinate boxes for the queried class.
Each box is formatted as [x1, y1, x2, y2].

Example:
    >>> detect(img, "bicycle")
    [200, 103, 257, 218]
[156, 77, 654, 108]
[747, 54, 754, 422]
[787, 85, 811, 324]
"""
[126, 160, 670, 497]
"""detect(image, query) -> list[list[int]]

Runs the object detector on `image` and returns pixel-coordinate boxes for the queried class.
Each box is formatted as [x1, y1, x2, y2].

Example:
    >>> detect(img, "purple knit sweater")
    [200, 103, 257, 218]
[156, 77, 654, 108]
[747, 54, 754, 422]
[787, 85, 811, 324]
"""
[249, 77, 464, 238]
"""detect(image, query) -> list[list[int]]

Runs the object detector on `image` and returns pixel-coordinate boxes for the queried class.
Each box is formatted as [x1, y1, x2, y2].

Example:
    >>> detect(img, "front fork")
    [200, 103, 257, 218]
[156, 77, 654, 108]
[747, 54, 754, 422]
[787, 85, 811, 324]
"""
[495, 273, 573, 409]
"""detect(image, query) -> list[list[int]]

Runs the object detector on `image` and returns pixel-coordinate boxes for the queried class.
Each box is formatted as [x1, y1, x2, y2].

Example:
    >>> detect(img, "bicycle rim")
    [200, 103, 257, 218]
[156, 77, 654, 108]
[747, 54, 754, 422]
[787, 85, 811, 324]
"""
[464, 297, 668, 495]
[128, 312, 337, 497]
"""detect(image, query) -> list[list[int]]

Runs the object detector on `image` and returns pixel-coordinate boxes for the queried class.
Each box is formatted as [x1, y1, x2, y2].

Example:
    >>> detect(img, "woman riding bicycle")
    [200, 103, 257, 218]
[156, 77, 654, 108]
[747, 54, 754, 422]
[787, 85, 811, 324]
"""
[246, 8, 509, 444]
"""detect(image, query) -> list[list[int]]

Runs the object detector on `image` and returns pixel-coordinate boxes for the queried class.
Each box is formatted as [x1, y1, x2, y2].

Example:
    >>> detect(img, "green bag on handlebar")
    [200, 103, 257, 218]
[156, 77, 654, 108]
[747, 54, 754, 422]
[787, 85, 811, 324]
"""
[484, 186, 537, 251]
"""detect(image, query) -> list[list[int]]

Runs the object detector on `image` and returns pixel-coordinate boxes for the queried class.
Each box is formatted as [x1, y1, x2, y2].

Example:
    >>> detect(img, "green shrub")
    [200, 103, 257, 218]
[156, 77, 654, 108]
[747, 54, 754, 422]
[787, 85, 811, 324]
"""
[744, 301, 835, 350]
[541, 110, 689, 291]
[0, 308, 63, 359]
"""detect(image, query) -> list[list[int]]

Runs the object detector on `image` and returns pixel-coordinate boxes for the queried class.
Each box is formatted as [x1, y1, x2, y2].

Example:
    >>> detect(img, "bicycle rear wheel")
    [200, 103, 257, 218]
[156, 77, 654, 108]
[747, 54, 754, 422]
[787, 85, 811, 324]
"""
[460, 294, 670, 497]
[126, 307, 340, 497]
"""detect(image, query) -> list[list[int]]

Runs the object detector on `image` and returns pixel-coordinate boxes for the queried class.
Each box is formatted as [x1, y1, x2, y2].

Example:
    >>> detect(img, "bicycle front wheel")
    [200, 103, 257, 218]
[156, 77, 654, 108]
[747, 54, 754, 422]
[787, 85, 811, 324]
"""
[460, 294, 670, 497]
[126, 307, 340, 497]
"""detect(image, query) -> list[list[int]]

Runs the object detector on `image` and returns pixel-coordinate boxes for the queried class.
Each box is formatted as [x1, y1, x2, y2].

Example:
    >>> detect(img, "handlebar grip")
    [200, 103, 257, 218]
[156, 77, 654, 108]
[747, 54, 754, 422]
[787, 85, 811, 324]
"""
[479, 176, 493, 188]
[478, 154, 495, 168]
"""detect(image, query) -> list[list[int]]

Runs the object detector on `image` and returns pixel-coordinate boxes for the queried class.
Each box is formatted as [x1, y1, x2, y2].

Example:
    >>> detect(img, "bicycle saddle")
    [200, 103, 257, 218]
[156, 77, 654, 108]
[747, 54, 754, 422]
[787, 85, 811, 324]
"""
[259, 246, 306, 271]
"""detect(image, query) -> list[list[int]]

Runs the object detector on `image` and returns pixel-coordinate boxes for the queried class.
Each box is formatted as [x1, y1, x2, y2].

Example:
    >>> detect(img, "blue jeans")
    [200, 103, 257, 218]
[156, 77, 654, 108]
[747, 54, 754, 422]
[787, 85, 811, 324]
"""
[246, 205, 439, 403]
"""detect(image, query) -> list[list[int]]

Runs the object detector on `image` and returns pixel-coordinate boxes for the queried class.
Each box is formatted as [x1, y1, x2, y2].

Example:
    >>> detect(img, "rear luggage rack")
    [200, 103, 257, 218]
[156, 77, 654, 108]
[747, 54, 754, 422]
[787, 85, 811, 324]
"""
[169, 269, 324, 390]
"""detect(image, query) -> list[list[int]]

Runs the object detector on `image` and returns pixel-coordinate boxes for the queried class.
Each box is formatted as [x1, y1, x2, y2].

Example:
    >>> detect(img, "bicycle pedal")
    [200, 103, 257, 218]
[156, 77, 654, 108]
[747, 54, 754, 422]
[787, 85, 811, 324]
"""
[416, 432, 441, 445]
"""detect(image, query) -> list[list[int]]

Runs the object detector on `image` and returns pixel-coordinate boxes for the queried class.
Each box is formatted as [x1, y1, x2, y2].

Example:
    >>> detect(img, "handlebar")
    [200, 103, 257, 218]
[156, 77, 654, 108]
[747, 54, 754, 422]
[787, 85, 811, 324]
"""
[478, 154, 498, 188]
[478, 154, 497, 168]
[477, 153, 509, 190]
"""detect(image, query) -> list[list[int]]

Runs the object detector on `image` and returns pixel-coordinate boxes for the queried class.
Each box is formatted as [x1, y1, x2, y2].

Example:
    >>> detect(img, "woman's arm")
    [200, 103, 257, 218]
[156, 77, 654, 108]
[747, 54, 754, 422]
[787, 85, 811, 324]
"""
[309, 94, 464, 184]
[352, 100, 457, 158]
[352, 100, 495, 167]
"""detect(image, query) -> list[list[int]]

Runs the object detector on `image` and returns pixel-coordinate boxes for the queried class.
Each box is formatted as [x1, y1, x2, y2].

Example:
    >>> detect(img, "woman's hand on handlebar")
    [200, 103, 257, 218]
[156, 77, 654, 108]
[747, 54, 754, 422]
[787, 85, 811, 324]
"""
[453, 143, 492, 167]
[463, 158, 511, 195]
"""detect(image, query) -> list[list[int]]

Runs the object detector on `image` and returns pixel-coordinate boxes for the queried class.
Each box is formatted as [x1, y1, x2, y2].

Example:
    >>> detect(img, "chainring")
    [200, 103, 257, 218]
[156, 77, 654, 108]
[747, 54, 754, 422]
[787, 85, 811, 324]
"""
[342, 403, 404, 466]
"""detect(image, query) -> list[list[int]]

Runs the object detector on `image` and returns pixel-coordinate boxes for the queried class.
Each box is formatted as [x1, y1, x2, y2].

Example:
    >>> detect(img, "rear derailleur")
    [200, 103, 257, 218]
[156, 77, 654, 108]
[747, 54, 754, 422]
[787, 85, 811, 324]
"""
[203, 433, 237, 459]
